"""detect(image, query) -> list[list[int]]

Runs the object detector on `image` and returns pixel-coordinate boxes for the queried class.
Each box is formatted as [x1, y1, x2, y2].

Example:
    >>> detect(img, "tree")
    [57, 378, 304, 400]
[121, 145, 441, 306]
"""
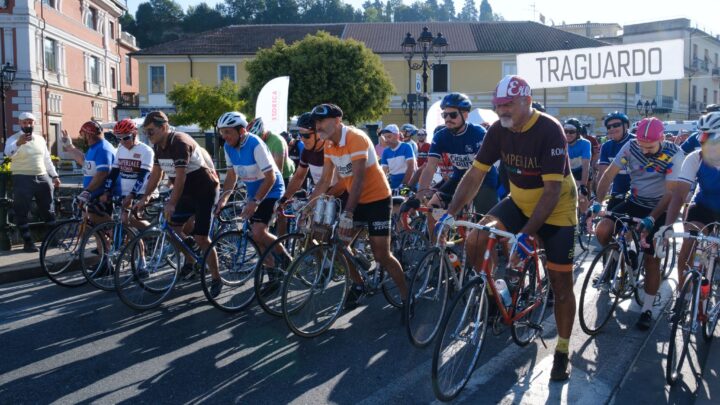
[479, 0, 493, 21]
[260, 0, 300, 23]
[133, 0, 185, 48]
[393, 2, 431, 22]
[223, 0, 267, 24]
[440, 0, 455, 21]
[183, 3, 225, 33]
[242, 32, 393, 123]
[457, 0, 477, 21]
[119, 12, 136, 33]
[301, 0, 362, 23]
[168, 79, 245, 130]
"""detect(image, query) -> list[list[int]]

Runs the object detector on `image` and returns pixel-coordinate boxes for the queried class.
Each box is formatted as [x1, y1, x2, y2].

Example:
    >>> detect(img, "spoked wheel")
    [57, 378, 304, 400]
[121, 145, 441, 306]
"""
[703, 262, 720, 342]
[255, 233, 310, 316]
[384, 231, 427, 308]
[40, 219, 87, 287]
[579, 244, 623, 335]
[201, 230, 261, 312]
[405, 247, 449, 348]
[431, 276, 488, 402]
[114, 228, 181, 311]
[666, 273, 698, 386]
[577, 214, 593, 251]
[282, 244, 348, 338]
[660, 235, 677, 280]
[510, 253, 549, 346]
[80, 221, 137, 291]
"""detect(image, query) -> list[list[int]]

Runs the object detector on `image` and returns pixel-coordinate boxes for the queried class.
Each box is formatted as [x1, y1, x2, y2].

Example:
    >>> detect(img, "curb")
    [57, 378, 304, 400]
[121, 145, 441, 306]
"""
[0, 262, 45, 284]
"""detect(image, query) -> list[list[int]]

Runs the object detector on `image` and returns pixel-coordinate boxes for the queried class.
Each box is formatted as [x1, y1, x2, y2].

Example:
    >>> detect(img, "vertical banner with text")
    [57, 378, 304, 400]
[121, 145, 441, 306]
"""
[256, 76, 289, 135]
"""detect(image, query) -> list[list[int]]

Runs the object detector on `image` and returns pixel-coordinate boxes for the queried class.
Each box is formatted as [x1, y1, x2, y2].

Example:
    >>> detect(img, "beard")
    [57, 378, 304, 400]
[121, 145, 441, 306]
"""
[499, 116, 514, 128]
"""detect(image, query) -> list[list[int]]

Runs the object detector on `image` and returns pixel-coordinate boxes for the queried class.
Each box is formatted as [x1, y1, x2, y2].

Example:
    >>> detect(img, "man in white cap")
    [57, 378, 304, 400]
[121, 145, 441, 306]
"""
[379, 124, 416, 191]
[3, 112, 61, 252]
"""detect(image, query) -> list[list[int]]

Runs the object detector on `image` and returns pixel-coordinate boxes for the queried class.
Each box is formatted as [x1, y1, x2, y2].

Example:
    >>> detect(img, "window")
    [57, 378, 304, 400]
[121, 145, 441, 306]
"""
[125, 55, 132, 85]
[692, 85, 697, 102]
[674, 80, 679, 99]
[502, 62, 517, 76]
[693, 44, 698, 60]
[569, 86, 585, 91]
[150, 66, 165, 94]
[108, 22, 115, 39]
[44, 38, 57, 72]
[432, 64, 448, 93]
[42, 0, 55, 7]
[635, 82, 640, 95]
[703, 88, 708, 104]
[85, 7, 97, 30]
[89, 56, 99, 84]
[110, 67, 116, 89]
[218, 65, 236, 82]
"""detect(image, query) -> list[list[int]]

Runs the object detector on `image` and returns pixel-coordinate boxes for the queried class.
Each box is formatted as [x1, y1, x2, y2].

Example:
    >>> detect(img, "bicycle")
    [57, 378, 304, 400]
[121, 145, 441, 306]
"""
[39, 197, 92, 287]
[657, 225, 720, 385]
[431, 220, 549, 401]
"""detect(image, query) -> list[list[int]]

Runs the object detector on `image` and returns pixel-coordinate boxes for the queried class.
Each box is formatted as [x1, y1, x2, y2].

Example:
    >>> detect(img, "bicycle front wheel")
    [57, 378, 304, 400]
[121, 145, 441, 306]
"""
[511, 254, 549, 346]
[431, 277, 488, 402]
[201, 230, 261, 312]
[579, 244, 622, 335]
[660, 235, 677, 280]
[40, 219, 87, 287]
[666, 273, 698, 385]
[406, 247, 449, 348]
[255, 233, 310, 317]
[80, 221, 136, 291]
[282, 244, 348, 338]
[703, 262, 720, 341]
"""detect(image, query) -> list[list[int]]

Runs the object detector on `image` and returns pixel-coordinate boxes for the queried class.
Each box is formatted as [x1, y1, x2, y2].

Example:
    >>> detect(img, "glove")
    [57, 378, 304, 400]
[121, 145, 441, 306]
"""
[513, 233, 535, 260]
[591, 202, 602, 214]
[339, 211, 354, 231]
[653, 225, 672, 258]
[399, 185, 412, 196]
[579, 185, 589, 197]
[77, 190, 91, 204]
[639, 216, 655, 232]
[434, 213, 455, 237]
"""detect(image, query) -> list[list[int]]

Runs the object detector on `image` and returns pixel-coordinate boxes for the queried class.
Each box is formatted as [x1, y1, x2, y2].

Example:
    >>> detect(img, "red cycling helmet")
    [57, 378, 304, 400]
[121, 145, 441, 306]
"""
[635, 117, 665, 142]
[80, 120, 102, 136]
[113, 118, 137, 135]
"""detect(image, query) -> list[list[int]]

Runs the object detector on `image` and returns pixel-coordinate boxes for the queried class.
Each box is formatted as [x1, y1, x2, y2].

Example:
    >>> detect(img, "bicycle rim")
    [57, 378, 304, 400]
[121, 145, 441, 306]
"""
[80, 222, 135, 291]
[431, 278, 488, 402]
[666, 275, 697, 385]
[40, 220, 87, 287]
[579, 245, 622, 335]
[703, 262, 720, 341]
[511, 255, 549, 346]
[255, 233, 308, 317]
[406, 248, 449, 348]
[661, 236, 677, 280]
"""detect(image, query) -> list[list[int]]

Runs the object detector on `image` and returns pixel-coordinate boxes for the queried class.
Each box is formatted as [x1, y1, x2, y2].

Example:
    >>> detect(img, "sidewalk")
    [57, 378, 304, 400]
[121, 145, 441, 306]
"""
[696, 328, 720, 404]
[0, 245, 44, 284]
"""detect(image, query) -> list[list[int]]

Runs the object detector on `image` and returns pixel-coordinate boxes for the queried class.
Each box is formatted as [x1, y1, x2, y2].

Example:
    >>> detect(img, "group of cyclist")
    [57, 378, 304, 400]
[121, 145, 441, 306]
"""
[46, 71, 720, 386]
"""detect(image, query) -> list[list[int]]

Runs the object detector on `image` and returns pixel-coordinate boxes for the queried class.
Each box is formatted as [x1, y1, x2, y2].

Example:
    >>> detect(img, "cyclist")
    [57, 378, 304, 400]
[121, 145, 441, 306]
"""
[400, 123, 419, 157]
[594, 117, 685, 331]
[308, 103, 408, 311]
[659, 111, 720, 290]
[408, 129, 430, 189]
[564, 118, 592, 213]
[62, 121, 119, 225]
[135, 111, 222, 296]
[417, 92, 498, 240]
[681, 104, 720, 154]
[439, 75, 578, 381]
[379, 124, 416, 191]
[597, 112, 634, 211]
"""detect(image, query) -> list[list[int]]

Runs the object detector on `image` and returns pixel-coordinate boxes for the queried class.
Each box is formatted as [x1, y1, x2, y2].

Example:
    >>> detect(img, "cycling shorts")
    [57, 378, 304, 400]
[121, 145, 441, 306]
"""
[171, 186, 219, 237]
[251, 198, 278, 225]
[353, 197, 392, 237]
[686, 202, 720, 225]
[609, 200, 666, 255]
[606, 194, 627, 211]
[487, 197, 575, 270]
[88, 199, 113, 217]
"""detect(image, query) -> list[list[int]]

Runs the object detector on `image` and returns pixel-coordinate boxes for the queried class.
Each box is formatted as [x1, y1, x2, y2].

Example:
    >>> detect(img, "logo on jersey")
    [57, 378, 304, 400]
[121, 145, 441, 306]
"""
[336, 162, 353, 177]
[550, 147, 565, 157]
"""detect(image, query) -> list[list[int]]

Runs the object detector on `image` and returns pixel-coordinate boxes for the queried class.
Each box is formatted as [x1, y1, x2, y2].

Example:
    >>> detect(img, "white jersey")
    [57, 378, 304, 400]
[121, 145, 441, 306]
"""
[113, 142, 155, 196]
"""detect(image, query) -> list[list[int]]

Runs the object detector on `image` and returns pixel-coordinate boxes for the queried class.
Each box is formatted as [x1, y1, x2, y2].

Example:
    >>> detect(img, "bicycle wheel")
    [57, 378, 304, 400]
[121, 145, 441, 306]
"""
[282, 244, 348, 338]
[255, 233, 310, 317]
[666, 273, 698, 386]
[406, 247, 449, 348]
[200, 230, 261, 312]
[80, 221, 136, 291]
[660, 235, 677, 280]
[511, 254, 550, 346]
[40, 219, 87, 287]
[577, 214, 592, 251]
[579, 244, 622, 335]
[115, 228, 181, 310]
[431, 277, 488, 402]
[384, 231, 426, 308]
[703, 262, 720, 341]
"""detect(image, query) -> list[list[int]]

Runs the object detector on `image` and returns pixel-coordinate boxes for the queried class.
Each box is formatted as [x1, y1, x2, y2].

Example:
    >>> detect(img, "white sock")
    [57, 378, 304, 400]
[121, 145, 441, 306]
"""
[642, 294, 656, 313]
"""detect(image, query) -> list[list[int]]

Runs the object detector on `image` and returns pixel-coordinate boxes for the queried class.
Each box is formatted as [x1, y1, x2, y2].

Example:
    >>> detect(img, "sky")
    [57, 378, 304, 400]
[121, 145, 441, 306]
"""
[124, 0, 718, 38]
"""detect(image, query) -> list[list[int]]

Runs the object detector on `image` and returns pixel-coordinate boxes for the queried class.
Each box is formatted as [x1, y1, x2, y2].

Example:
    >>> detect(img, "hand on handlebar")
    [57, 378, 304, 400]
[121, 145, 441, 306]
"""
[510, 233, 535, 267]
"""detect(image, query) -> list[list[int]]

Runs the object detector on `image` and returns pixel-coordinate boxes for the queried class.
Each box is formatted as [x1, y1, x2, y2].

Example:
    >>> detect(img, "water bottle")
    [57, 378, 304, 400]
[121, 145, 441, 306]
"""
[313, 197, 326, 224]
[448, 252, 462, 276]
[693, 249, 704, 269]
[323, 197, 337, 226]
[495, 279, 512, 309]
[701, 277, 710, 299]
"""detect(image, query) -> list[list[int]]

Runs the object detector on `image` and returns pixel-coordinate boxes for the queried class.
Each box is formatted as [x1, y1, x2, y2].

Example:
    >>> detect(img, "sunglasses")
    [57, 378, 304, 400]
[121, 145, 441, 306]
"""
[119, 135, 134, 141]
[606, 122, 623, 130]
[441, 112, 459, 119]
[564, 129, 577, 134]
[299, 131, 313, 139]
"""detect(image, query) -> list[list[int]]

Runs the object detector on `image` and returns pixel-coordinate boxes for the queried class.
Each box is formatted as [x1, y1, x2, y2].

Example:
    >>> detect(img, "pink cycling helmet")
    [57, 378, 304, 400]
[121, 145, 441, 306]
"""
[635, 117, 665, 142]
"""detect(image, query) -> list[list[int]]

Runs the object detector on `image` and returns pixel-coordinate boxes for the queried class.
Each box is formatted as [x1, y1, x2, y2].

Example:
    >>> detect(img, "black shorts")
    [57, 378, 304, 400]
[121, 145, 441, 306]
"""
[251, 198, 278, 225]
[685, 202, 720, 225]
[171, 187, 219, 237]
[609, 200, 666, 255]
[434, 177, 460, 206]
[88, 199, 113, 217]
[606, 194, 627, 211]
[353, 197, 392, 237]
[487, 197, 575, 268]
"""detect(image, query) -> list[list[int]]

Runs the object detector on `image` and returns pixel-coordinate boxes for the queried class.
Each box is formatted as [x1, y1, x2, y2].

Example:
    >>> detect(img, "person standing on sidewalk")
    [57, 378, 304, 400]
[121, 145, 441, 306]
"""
[3, 112, 60, 252]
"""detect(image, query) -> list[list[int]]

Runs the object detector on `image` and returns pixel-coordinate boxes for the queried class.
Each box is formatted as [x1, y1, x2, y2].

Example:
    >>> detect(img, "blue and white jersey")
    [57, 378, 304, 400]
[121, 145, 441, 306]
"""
[681, 132, 701, 154]
[568, 138, 592, 178]
[429, 123, 498, 188]
[678, 150, 720, 211]
[84, 139, 118, 197]
[599, 133, 634, 196]
[224, 133, 284, 200]
[381, 142, 415, 189]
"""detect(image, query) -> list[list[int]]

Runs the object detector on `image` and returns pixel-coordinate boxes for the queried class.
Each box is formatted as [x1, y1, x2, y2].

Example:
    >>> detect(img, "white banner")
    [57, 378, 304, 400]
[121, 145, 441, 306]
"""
[516, 39, 685, 89]
[467, 108, 499, 126]
[425, 100, 443, 144]
[256, 76, 289, 135]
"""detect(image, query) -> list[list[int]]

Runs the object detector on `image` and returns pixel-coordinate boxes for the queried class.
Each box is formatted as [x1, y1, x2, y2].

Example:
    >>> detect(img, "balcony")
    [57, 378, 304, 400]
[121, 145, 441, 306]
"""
[691, 101, 706, 112]
[713, 67, 720, 79]
[120, 32, 137, 48]
[117, 91, 139, 107]
[653, 95, 674, 113]
[691, 57, 710, 72]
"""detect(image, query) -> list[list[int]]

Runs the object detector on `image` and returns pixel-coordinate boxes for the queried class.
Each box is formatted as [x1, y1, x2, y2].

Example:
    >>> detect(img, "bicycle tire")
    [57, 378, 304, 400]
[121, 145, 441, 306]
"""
[39, 219, 87, 287]
[510, 253, 549, 346]
[666, 273, 698, 386]
[577, 214, 592, 251]
[255, 233, 310, 317]
[579, 244, 623, 335]
[282, 244, 348, 338]
[383, 231, 425, 308]
[405, 247, 449, 348]
[431, 276, 488, 402]
[79, 221, 137, 291]
[703, 262, 720, 341]
[660, 235, 677, 280]
[114, 228, 181, 311]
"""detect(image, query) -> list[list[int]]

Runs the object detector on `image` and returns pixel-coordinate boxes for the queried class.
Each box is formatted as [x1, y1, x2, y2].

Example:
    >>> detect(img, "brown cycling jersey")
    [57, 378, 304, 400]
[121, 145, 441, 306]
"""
[154, 131, 218, 192]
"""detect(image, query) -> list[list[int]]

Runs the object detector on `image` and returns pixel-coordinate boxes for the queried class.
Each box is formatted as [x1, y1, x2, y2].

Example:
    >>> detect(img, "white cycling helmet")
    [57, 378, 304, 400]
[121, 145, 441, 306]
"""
[698, 111, 720, 132]
[217, 111, 248, 129]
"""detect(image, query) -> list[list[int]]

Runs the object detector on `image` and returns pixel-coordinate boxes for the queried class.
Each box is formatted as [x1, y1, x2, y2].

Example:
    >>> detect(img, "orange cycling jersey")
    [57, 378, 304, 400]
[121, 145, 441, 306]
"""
[324, 126, 391, 204]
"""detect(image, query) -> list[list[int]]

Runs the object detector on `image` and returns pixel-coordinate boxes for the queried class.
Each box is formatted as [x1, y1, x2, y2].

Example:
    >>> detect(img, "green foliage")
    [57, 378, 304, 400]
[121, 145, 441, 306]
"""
[242, 32, 393, 124]
[168, 79, 245, 130]
[133, 0, 185, 48]
[183, 3, 226, 33]
[479, 0, 493, 21]
[458, 0, 478, 21]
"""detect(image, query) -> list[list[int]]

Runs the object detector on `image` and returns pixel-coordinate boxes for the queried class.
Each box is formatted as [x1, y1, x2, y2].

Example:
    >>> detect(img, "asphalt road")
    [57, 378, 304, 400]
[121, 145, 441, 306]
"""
[0, 241, 714, 404]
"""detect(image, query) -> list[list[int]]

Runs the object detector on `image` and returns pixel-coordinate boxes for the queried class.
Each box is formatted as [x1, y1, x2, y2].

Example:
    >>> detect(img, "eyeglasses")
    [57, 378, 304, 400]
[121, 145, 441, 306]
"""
[300, 132, 313, 139]
[606, 122, 623, 130]
[119, 135, 133, 141]
[441, 112, 459, 119]
[564, 129, 577, 134]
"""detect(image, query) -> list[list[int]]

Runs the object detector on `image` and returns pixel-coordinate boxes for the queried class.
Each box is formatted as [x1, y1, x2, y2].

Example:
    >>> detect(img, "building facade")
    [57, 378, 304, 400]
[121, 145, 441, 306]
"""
[0, 0, 138, 155]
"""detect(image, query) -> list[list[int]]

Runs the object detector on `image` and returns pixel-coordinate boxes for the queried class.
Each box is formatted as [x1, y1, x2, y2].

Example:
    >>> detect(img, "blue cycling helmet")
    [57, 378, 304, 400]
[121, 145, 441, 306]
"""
[440, 93, 472, 111]
[603, 111, 629, 127]
[401, 123, 418, 134]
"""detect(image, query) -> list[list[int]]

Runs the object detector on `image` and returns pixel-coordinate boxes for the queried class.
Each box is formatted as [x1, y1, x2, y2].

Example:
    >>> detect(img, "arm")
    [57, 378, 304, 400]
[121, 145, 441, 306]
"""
[580, 158, 590, 186]
[4, 134, 25, 157]
[402, 158, 416, 186]
[253, 170, 276, 202]
[595, 164, 621, 204]
[447, 165, 488, 216]
[343, 157, 366, 215]
[418, 156, 440, 192]
[272, 150, 284, 175]
[141, 165, 163, 202]
[61, 130, 84, 165]
[219, 169, 237, 207]
[308, 162, 335, 201]
[86, 171, 110, 194]
[649, 181, 678, 221]
[664, 181, 691, 226]
[43, 145, 59, 180]
[520, 181, 562, 235]
[168, 167, 186, 206]
[283, 165, 308, 200]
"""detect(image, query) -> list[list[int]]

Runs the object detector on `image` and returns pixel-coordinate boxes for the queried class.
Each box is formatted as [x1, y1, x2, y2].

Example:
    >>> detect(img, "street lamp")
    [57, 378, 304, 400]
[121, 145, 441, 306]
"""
[402, 27, 448, 126]
[636, 98, 657, 118]
[401, 94, 419, 124]
[1, 62, 17, 145]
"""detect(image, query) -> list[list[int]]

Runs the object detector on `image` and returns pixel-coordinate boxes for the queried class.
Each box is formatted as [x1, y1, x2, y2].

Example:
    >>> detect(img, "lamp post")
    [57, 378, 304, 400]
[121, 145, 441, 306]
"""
[401, 94, 419, 124]
[402, 27, 447, 127]
[1, 62, 17, 145]
[636, 98, 657, 118]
